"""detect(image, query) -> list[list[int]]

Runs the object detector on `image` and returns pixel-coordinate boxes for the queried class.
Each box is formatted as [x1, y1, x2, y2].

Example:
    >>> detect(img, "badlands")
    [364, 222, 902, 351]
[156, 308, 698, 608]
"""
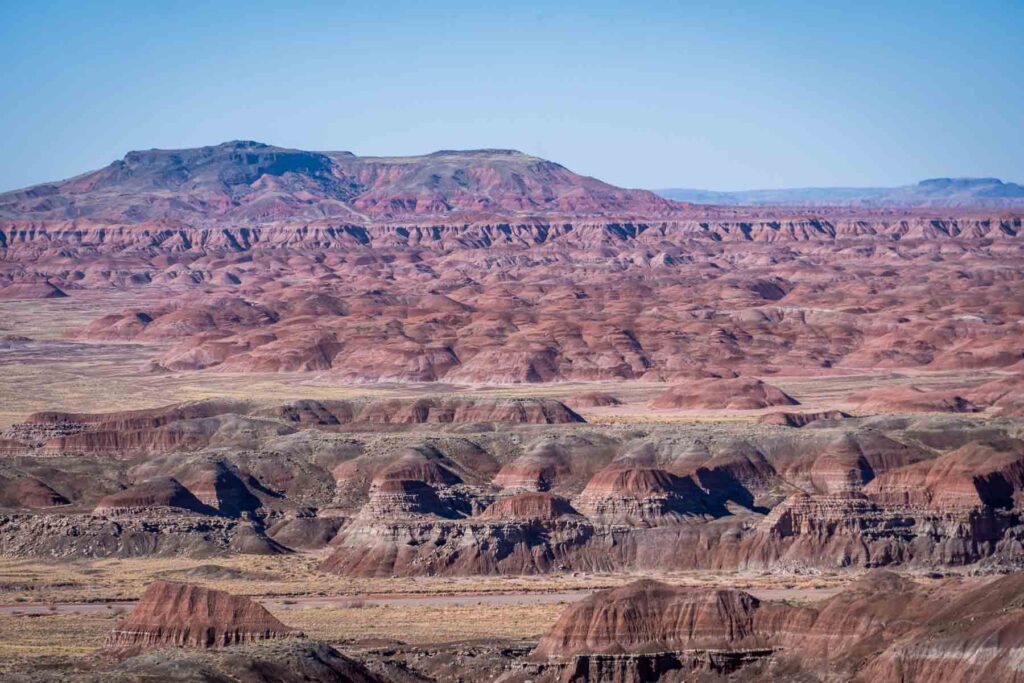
[1, 142, 1023, 681]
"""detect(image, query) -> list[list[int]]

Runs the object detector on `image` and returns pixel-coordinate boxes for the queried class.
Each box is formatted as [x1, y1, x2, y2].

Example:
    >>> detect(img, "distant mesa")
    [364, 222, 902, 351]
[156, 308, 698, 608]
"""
[0, 140, 681, 225]
[656, 176, 1024, 208]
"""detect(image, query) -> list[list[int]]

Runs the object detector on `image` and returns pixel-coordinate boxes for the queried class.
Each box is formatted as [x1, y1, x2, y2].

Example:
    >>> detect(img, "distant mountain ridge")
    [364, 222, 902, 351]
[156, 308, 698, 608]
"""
[656, 177, 1024, 208]
[0, 140, 680, 225]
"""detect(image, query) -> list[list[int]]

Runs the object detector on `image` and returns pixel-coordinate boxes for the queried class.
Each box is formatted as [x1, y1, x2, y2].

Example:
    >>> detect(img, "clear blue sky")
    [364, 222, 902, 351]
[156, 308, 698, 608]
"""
[1, 0, 1022, 192]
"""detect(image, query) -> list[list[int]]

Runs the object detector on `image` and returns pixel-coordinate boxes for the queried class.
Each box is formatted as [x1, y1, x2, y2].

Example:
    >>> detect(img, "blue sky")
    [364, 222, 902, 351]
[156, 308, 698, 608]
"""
[1, 0, 1021, 192]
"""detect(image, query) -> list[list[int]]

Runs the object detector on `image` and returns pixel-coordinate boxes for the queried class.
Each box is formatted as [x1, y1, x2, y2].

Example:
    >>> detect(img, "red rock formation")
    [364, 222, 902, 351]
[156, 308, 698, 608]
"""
[533, 580, 769, 659]
[492, 446, 573, 492]
[804, 432, 932, 495]
[533, 573, 1024, 682]
[175, 462, 260, 516]
[566, 392, 623, 408]
[93, 478, 214, 517]
[847, 385, 980, 413]
[1, 142, 681, 226]
[359, 478, 457, 519]
[968, 374, 1024, 416]
[864, 440, 1024, 509]
[103, 580, 302, 653]
[574, 467, 710, 526]
[371, 451, 463, 487]
[651, 378, 799, 410]
[0, 476, 69, 508]
[858, 573, 1024, 683]
[758, 410, 851, 427]
[23, 229, 1019, 383]
[0, 281, 67, 301]
[477, 492, 578, 520]
[747, 486, 1021, 568]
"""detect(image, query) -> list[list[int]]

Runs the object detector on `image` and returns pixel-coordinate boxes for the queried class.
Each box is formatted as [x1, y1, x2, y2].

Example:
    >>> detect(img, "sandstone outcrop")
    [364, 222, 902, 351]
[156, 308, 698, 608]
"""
[3, 397, 583, 460]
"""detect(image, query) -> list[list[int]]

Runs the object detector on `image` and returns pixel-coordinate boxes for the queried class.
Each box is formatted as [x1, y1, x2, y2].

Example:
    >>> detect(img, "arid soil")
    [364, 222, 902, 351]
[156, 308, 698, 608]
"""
[1, 142, 1024, 681]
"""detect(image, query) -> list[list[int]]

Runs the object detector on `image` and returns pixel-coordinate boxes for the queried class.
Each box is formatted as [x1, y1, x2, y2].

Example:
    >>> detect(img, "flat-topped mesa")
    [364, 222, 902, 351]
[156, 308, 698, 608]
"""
[651, 378, 799, 410]
[93, 477, 215, 517]
[103, 581, 302, 654]
[752, 482, 1023, 568]
[21, 396, 581, 435]
[532, 580, 768, 660]
[574, 466, 710, 526]
[864, 441, 1024, 509]
[477, 492, 579, 521]
[26, 399, 252, 431]
[0, 141, 682, 226]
